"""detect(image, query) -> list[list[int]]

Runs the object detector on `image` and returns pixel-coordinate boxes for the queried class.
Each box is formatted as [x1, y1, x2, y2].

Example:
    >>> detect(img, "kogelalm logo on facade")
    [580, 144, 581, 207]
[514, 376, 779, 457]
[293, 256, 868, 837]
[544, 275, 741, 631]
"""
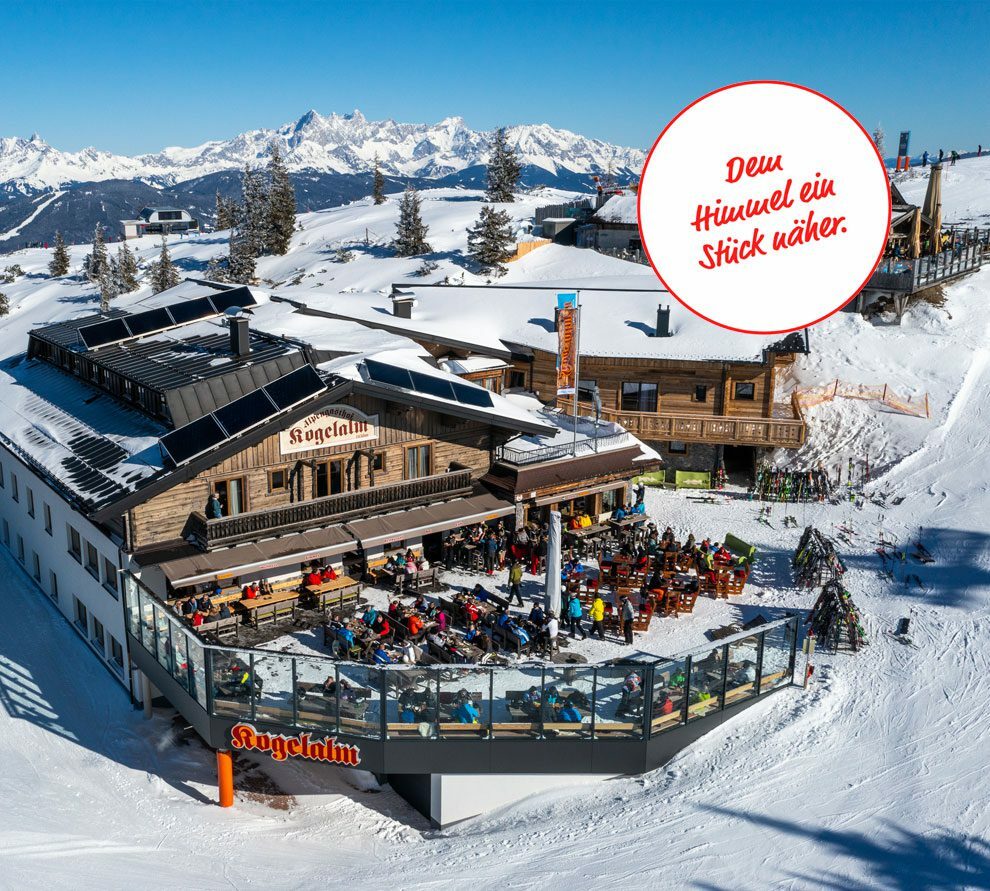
[279, 405, 378, 455]
[230, 723, 361, 766]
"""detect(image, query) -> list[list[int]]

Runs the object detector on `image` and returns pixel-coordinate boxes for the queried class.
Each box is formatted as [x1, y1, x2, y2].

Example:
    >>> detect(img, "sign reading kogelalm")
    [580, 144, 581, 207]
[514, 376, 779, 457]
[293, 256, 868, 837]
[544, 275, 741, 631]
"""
[279, 406, 378, 455]
[230, 723, 361, 765]
[556, 292, 579, 395]
[637, 81, 891, 334]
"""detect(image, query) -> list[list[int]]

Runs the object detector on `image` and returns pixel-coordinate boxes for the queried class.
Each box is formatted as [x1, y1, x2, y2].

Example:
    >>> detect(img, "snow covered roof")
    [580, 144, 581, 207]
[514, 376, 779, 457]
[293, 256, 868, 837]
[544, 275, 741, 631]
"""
[290, 277, 795, 363]
[594, 193, 639, 225]
[438, 355, 510, 375]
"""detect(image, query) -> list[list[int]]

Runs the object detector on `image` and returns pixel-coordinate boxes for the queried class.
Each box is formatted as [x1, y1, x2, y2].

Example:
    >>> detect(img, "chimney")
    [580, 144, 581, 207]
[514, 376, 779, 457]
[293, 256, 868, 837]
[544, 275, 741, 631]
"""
[655, 304, 672, 337]
[230, 316, 250, 357]
[390, 286, 416, 319]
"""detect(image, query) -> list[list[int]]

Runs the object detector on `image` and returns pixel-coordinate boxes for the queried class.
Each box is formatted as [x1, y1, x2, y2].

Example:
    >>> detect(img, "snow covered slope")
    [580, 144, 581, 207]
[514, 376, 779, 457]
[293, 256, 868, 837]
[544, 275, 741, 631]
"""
[0, 111, 645, 190]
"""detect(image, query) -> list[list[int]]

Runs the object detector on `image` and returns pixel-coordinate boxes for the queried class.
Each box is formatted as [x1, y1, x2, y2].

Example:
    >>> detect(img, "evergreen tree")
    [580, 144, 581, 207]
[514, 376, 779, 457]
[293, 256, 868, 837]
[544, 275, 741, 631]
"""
[0, 291, 8, 317]
[372, 154, 386, 205]
[872, 124, 885, 159]
[149, 238, 180, 293]
[486, 128, 522, 203]
[49, 231, 70, 277]
[98, 258, 120, 312]
[265, 142, 297, 255]
[227, 228, 256, 284]
[205, 253, 230, 282]
[84, 224, 108, 282]
[115, 243, 139, 292]
[393, 185, 432, 257]
[216, 189, 236, 230]
[467, 205, 515, 275]
[241, 163, 269, 260]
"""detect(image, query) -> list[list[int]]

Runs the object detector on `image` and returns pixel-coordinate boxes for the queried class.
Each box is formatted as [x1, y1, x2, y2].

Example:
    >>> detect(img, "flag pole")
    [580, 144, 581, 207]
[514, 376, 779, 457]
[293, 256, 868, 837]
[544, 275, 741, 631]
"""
[573, 290, 581, 457]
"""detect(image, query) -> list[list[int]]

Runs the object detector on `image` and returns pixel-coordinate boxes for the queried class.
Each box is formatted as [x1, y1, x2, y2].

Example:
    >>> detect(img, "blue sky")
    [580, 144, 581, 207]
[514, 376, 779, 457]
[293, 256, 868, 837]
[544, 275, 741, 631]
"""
[1, 1, 987, 156]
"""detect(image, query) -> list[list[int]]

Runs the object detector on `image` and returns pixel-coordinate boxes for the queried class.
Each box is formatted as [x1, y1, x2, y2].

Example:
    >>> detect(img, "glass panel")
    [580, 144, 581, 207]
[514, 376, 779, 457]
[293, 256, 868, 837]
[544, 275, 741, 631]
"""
[386, 667, 438, 739]
[724, 634, 760, 707]
[760, 622, 796, 693]
[168, 624, 191, 693]
[123, 573, 140, 635]
[139, 587, 155, 654]
[211, 650, 256, 719]
[593, 667, 644, 738]
[439, 667, 491, 739]
[184, 631, 207, 706]
[687, 648, 725, 721]
[293, 657, 339, 732]
[252, 654, 296, 726]
[542, 666, 594, 739]
[335, 664, 383, 739]
[651, 658, 688, 733]
[493, 666, 544, 738]
[153, 605, 171, 672]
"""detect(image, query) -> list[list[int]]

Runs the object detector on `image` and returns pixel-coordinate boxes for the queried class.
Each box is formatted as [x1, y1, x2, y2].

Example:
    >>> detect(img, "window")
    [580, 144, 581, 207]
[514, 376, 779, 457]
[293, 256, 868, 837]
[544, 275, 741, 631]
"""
[74, 597, 88, 633]
[507, 370, 526, 389]
[49, 570, 59, 602]
[267, 468, 287, 493]
[67, 525, 82, 562]
[109, 636, 124, 672]
[372, 452, 386, 472]
[44, 504, 52, 535]
[91, 617, 106, 653]
[693, 385, 708, 403]
[577, 379, 598, 402]
[32, 551, 41, 581]
[601, 487, 622, 513]
[213, 477, 247, 516]
[621, 381, 658, 413]
[734, 382, 756, 401]
[11, 473, 18, 502]
[404, 444, 432, 480]
[669, 441, 688, 454]
[26, 487, 35, 518]
[102, 556, 118, 598]
[85, 542, 100, 578]
[315, 460, 344, 498]
[16, 535, 24, 564]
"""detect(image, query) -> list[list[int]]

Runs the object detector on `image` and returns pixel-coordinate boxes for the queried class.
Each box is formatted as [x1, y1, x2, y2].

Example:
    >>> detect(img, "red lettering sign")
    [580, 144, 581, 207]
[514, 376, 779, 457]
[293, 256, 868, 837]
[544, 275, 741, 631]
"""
[230, 723, 361, 766]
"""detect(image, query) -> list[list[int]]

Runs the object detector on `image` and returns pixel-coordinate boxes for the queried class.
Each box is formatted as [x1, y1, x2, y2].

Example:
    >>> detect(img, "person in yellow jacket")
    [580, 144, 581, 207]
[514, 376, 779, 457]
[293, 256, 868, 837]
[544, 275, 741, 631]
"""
[589, 593, 606, 640]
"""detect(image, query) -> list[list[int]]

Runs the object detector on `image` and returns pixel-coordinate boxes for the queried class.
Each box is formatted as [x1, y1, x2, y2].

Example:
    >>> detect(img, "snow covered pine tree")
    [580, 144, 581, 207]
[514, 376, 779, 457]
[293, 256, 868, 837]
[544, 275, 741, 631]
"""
[83, 224, 108, 282]
[373, 154, 386, 205]
[467, 205, 515, 275]
[394, 185, 432, 257]
[486, 127, 522, 203]
[115, 243, 139, 292]
[150, 238, 180, 293]
[48, 231, 70, 277]
[98, 258, 120, 312]
[265, 142, 296, 255]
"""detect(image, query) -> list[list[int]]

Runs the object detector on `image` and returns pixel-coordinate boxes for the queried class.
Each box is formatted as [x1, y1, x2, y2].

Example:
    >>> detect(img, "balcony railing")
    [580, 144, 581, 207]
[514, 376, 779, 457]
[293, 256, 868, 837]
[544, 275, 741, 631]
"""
[584, 403, 805, 449]
[867, 241, 983, 294]
[496, 431, 633, 465]
[188, 469, 474, 550]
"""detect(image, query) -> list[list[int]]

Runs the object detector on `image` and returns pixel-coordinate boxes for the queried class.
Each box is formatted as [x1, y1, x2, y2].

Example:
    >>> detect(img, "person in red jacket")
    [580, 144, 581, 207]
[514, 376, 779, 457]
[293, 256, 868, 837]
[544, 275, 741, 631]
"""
[242, 582, 259, 599]
[305, 569, 322, 587]
[321, 565, 338, 581]
[191, 611, 204, 628]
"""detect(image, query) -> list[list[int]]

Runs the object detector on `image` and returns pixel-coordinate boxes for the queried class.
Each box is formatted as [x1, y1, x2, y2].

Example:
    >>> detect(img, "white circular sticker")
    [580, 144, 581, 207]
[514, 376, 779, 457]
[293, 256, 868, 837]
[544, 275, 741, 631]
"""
[637, 81, 891, 334]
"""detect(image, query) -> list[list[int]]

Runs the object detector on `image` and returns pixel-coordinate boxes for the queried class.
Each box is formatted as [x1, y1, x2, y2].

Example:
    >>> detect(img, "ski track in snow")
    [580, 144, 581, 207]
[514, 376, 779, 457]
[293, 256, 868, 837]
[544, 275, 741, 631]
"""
[0, 190, 63, 241]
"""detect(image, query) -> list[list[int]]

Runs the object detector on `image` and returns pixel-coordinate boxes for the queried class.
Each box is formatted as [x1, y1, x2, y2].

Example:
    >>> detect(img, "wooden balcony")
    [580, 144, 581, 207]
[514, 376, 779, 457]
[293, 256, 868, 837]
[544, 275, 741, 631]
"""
[188, 469, 474, 550]
[596, 398, 805, 449]
[866, 242, 983, 294]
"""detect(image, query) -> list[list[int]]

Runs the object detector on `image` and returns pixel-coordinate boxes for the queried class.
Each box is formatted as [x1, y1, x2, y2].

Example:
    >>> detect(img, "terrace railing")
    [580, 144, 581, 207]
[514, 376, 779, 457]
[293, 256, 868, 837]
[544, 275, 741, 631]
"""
[867, 239, 984, 294]
[495, 431, 632, 465]
[122, 570, 801, 774]
[188, 469, 474, 550]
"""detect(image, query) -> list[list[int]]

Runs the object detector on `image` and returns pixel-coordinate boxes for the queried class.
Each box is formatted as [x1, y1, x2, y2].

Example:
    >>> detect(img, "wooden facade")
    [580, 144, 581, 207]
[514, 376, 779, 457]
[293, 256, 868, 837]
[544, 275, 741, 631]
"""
[128, 392, 505, 550]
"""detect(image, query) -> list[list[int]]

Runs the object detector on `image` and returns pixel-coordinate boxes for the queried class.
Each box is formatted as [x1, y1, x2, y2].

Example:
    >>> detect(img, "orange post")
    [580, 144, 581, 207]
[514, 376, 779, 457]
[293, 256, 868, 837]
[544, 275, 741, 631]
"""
[217, 749, 234, 808]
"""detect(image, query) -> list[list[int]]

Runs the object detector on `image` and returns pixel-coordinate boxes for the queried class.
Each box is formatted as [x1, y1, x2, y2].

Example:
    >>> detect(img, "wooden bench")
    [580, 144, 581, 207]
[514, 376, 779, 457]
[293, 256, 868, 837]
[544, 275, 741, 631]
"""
[304, 576, 363, 612]
[394, 567, 441, 595]
[677, 590, 699, 614]
[236, 589, 300, 628]
[197, 615, 240, 639]
[714, 572, 747, 599]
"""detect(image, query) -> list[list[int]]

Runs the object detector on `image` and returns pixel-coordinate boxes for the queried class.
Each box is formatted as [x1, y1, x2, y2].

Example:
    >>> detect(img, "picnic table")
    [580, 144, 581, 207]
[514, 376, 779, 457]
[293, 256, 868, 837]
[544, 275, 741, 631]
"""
[303, 575, 363, 611]
[235, 588, 301, 628]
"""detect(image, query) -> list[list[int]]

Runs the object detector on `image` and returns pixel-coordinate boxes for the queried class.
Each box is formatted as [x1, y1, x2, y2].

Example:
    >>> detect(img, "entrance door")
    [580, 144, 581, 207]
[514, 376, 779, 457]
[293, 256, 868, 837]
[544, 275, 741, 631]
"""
[316, 460, 344, 498]
[214, 477, 246, 515]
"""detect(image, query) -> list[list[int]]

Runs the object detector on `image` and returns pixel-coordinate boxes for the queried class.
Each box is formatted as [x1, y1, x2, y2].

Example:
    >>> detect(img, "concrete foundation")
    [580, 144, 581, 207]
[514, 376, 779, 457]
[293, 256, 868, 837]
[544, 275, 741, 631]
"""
[389, 772, 617, 827]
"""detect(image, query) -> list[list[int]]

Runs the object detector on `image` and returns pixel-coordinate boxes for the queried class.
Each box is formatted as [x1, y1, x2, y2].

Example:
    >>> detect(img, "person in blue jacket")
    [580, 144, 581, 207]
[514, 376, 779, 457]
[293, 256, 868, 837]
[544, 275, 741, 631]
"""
[452, 691, 480, 724]
[559, 701, 582, 722]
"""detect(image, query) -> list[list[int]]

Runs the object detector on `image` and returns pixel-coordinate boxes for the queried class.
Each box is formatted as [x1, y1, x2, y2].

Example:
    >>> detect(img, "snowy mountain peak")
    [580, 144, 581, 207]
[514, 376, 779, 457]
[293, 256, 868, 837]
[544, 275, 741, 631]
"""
[0, 110, 645, 190]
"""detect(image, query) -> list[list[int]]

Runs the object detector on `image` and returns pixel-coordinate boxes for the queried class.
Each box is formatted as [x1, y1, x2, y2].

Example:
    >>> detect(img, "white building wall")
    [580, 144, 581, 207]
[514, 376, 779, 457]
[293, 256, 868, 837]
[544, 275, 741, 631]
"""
[0, 444, 132, 695]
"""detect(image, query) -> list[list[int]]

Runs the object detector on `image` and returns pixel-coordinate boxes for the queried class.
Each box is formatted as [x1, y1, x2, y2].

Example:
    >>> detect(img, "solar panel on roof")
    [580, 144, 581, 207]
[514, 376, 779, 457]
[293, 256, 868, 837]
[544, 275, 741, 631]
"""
[209, 288, 258, 314]
[79, 318, 132, 350]
[123, 307, 174, 337]
[409, 369, 456, 401]
[451, 381, 494, 408]
[365, 358, 413, 390]
[213, 388, 279, 437]
[262, 364, 326, 410]
[166, 296, 215, 324]
[159, 414, 227, 466]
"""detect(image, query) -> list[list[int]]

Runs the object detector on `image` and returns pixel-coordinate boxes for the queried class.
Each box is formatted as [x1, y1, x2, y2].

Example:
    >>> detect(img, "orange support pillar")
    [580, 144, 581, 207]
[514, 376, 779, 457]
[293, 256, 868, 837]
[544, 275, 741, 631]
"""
[217, 749, 234, 808]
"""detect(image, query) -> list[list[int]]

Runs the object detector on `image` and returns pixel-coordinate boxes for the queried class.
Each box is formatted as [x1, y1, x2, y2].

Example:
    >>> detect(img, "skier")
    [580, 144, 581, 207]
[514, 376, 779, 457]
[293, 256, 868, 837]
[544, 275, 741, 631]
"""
[922, 150, 929, 168]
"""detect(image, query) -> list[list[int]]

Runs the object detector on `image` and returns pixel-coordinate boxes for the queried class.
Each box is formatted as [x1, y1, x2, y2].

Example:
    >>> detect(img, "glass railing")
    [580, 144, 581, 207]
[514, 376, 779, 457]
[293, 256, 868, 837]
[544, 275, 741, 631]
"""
[123, 571, 799, 742]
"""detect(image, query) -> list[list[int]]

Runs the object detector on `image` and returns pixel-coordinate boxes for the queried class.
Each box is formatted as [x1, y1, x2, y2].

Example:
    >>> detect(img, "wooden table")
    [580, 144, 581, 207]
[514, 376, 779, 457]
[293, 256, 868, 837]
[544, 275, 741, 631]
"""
[235, 588, 300, 627]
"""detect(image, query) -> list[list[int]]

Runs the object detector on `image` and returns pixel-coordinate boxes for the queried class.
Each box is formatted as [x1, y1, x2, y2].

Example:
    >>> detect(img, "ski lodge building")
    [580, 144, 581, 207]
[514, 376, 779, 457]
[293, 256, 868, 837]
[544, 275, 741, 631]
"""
[121, 207, 200, 239]
[281, 280, 809, 480]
